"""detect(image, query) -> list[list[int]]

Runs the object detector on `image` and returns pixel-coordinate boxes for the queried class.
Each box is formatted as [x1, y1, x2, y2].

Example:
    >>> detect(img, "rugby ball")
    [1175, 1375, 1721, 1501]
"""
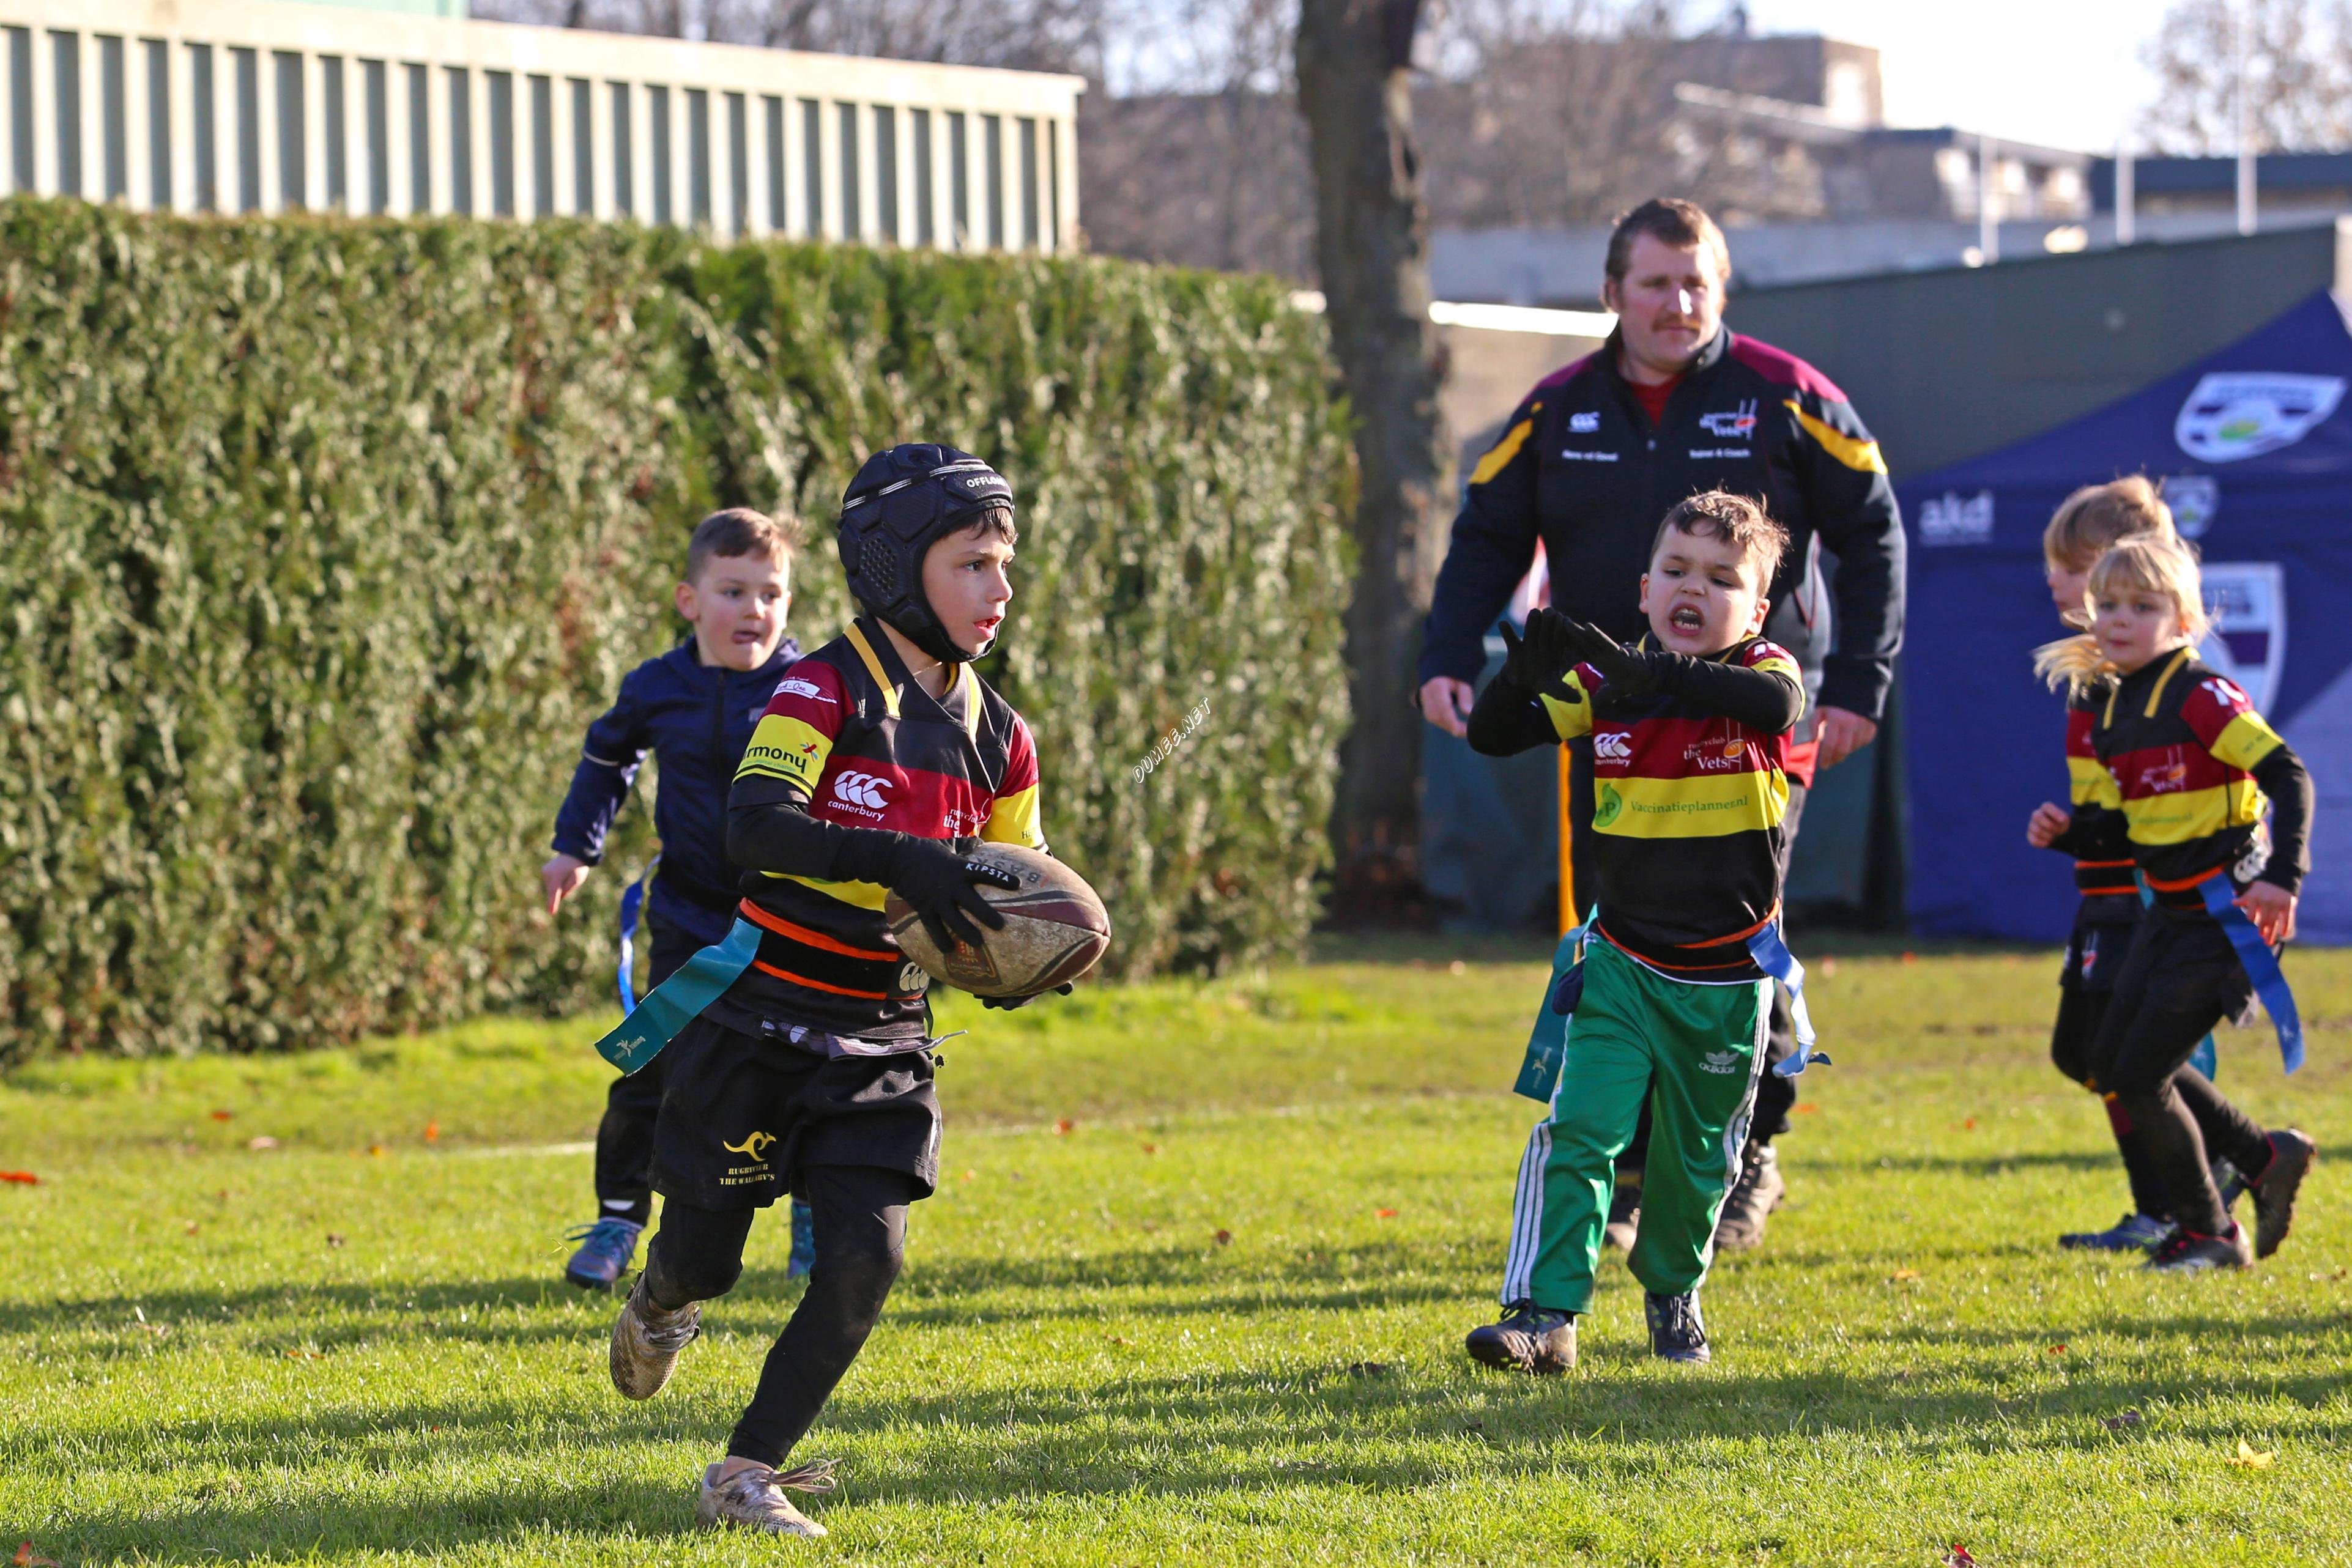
[885, 843, 1111, 999]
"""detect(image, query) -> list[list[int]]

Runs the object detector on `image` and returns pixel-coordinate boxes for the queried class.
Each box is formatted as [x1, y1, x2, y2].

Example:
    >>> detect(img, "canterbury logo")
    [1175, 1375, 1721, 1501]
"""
[833, 771, 891, 808]
[721, 1131, 776, 1159]
[1593, 731, 1633, 763]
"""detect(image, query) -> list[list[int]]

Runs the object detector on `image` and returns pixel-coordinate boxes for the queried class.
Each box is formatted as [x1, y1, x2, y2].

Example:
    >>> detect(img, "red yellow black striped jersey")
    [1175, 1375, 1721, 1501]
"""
[716, 617, 1044, 1039]
[1542, 636, 1804, 978]
[2085, 647, 2304, 911]
[2054, 686, 2142, 909]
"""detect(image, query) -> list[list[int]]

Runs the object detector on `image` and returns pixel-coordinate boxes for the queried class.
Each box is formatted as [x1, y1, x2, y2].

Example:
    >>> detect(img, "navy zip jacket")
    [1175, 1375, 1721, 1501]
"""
[1420, 327, 1906, 725]
[550, 636, 803, 947]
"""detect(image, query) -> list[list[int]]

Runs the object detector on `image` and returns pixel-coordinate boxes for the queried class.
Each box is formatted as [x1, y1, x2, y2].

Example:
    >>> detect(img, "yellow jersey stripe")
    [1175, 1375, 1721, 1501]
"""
[982, 783, 1045, 848]
[1592, 769, 1790, 838]
[2067, 755, 2121, 808]
[845, 624, 901, 720]
[2143, 646, 2192, 719]
[758, 870, 891, 911]
[2117, 780, 2266, 845]
[1469, 407, 1540, 487]
[2208, 709, 2285, 772]
[1784, 401, 1886, 474]
[736, 713, 831, 791]
[1541, 671, 1596, 741]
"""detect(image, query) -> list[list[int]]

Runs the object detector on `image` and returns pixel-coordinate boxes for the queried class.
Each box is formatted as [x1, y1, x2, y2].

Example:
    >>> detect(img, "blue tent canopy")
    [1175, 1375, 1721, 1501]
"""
[1902, 289, 2352, 944]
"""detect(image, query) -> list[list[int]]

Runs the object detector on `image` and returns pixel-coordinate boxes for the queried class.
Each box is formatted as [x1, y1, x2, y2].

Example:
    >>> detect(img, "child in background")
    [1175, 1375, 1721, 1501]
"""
[2024, 478, 2240, 1252]
[2066, 538, 2315, 1271]
[544, 508, 811, 1290]
[1462, 491, 1811, 1371]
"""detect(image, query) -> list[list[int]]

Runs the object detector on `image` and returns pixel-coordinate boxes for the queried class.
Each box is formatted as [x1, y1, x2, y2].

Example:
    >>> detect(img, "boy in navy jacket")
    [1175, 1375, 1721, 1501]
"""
[544, 508, 805, 1288]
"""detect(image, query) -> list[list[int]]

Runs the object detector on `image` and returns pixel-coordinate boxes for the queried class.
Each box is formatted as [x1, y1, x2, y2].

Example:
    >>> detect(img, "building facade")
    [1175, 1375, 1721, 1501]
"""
[0, 0, 1082, 251]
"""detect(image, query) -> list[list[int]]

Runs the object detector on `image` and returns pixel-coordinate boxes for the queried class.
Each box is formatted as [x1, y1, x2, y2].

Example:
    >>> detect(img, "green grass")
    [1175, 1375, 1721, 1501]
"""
[7, 942, 2352, 1565]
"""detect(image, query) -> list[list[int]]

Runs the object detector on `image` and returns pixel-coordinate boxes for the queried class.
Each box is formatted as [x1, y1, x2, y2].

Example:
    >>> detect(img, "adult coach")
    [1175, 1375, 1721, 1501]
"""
[1420, 198, 1905, 1251]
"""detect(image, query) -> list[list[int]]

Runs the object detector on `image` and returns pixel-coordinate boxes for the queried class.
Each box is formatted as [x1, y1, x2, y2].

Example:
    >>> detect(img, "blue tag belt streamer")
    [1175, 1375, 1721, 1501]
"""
[592, 917, 761, 1075]
[2196, 872, 2305, 1074]
[616, 854, 661, 1015]
[1512, 916, 1825, 1104]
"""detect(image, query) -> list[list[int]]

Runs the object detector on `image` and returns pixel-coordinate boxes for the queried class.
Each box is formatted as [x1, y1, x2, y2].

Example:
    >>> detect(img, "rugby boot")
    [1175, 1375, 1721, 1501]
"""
[1602, 1175, 1642, 1252]
[1712, 1143, 1786, 1252]
[2144, 1222, 2252, 1273]
[563, 1216, 644, 1291]
[610, 1274, 701, 1399]
[2250, 1129, 2316, 1259]
[1645, 1290, 1711, 1364]
[786, 1198, 817, 1281]
[1464, 1303, 1578, 1374]
[696, 1459, 836, 1537]
[2058, 1212, 2175, 1252]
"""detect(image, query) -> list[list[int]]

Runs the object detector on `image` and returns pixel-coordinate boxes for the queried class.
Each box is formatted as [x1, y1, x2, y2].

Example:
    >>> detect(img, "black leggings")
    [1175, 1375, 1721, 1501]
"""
[2053, 980, 2252, 1221]
[2085, 915, 2271, 1236]
[644, 1163, 923, 1468]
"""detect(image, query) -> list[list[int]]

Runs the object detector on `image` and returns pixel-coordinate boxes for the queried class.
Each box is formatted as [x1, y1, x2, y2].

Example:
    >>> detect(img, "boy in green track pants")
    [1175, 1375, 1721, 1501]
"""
[1463, 490, 1814, 1370]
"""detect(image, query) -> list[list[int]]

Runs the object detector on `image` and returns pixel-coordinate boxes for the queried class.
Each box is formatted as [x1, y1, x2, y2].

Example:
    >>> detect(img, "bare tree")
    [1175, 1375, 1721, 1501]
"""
[2140, 0, 2352, 153]
[1296, 0, 1447, 904]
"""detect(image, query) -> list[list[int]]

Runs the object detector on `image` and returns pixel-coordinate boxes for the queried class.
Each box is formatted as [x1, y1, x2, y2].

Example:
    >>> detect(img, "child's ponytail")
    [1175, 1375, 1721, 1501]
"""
[2032, 632, 2109, 697]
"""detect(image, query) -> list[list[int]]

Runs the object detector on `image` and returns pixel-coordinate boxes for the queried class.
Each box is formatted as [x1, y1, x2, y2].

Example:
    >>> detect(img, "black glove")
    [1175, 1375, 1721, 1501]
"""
[1497, 608, 1581, 699]
[1558, 616, 1671, 700]
[980, 983, 1074, 1011]
[886, 838, 1018, 953]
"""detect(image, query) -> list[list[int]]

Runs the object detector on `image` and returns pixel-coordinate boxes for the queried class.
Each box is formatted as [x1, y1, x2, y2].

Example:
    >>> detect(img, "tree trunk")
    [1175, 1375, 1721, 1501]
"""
[1295, 0, 1447, 914]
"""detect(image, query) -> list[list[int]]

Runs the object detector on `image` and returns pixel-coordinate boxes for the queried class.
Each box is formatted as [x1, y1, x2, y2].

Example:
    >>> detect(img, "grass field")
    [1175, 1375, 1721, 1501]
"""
[7, 940, 2351, 1566]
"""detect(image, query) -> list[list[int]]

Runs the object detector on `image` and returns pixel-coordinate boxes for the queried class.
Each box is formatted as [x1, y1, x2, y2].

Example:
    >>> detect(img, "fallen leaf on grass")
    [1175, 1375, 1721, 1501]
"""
[959, 1169, 976, 1182]
[424, 1120, 440, 1142]
[1794, 1103, 1822, 1115]
[1962, 1118, 1978, 1131]
[1943, 1547, 1976, 1568]
[185, 1222, 200, 1236]
[1105, 1334, 1132, 1345]
[0, 1171, 38, 1186]
[1901, 952, 1918, 965]
[2227, 1439, 2274, 1469]
[1891, 1269, 1923, 1283]
[326, 1233, 346, 1249]
[1214, 1229, 1233, 1246]
[285, 1348, 322, 1361]
[1817, 956, 1838, 977]
[247, 1136, 280, 1152]
[2047, 1343, 2068, 1355]
[15, 1542, 61, 1568]
[2102, 1410, 2144, 1430]
[1374, 1208, 1398, 1219]
[369, 1144, 386, 1158]
[1053, 1119, 1075, 1136]
[209, 1109, 234, 1122]
[1139, 1143, 1159, 1155]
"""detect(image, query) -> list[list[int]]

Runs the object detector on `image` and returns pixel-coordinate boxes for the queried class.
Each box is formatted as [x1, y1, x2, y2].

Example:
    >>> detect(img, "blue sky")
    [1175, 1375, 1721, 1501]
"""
[1743, 0, 2167, 152]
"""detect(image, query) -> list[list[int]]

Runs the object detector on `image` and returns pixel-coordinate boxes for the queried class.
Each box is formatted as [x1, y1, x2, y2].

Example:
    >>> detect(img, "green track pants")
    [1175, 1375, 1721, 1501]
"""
[1499, 938, 1769, 1313]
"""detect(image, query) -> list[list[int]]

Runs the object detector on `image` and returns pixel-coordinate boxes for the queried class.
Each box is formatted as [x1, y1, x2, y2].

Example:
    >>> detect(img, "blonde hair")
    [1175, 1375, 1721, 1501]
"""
[2042, 475, 2176, 572]
[2033, 537, 2209, 694]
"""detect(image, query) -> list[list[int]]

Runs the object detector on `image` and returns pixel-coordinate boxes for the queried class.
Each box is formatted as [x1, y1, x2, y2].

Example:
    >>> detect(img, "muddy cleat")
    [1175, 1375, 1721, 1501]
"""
[2250, 1129, 2316, 1259]
[696, 1458, 836, 1537]
[1602, 1177, 1642, 1252]
[1713, 1143, 1786, 1252]
[2144, 1224, 2252, 1273]
[609, 1274, 701, 1399]
[563, 1216, 644, 1291]
[1644, 1290, 1711, 1364]
[2059, 1211, 2175, 1252]
[787, 1197, 817, 1281]
[1465, 1303, 1578, 1374]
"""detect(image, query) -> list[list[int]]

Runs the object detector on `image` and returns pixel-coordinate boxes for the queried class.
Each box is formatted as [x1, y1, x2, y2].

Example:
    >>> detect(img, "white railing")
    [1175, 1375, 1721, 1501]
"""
[0, 0, 1083, 251]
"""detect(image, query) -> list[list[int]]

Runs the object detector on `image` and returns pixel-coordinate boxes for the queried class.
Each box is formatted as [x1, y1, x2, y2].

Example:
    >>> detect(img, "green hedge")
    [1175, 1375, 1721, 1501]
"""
[0, 201, 1353, 1062]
